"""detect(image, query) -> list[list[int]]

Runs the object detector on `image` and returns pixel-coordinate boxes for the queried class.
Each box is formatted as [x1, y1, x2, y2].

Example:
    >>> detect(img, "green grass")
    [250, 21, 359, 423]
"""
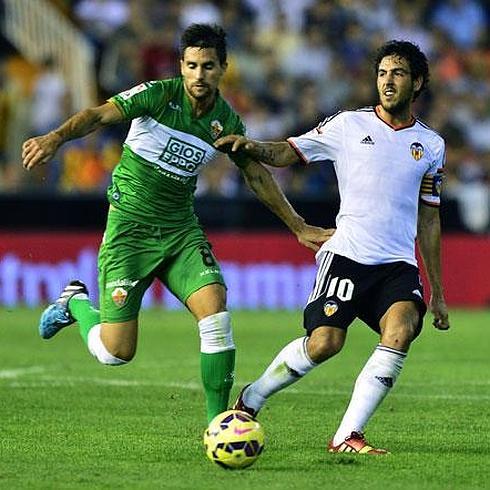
[0, 308, 489, 489]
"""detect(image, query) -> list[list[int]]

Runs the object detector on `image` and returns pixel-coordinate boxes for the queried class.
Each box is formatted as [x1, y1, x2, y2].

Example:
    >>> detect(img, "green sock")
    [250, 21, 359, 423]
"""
[69, 296, 101, 344]
[201, 349, 235, 423]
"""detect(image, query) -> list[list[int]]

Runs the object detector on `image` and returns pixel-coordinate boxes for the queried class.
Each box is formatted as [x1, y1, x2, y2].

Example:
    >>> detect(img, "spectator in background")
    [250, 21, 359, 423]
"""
[179, 0, 222, 28]
[29, 57, 69, 186]
[59, 134, 120, 192]
[232, 27, 275, 93]
[243, 96, 288, 140]
[386, 2, 433, 56]
[0, 62, 8, 179]
[130, 0, 180, 35]
[196, 153, 240, 197]
[280, 24, 332, 83]
[139, 25, 180, 80]
[99, 27, 143, 95]
[463, 97, 490, 153]
[431, 0, 486, 50]
[1, 0, 489, 220]
[255, 10, 303, 74]
[348, 0, 395, 36]
[74, 0, 129, 47]
[30, 57, 68, 136]
[304, 1, 349, 49]
[339, 20, 369, 74]
[452, 148, 489, 233]
[318, 55, 353, 113]
[219, 1, 255, 50]
[1, 56, 37, 189]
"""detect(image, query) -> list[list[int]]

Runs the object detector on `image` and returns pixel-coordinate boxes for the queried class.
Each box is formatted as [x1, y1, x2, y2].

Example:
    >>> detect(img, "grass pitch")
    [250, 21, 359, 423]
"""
[1, 308, 489, 489]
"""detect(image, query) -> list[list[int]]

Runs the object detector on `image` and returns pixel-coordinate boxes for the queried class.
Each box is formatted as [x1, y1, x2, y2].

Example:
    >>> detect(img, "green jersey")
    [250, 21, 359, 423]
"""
[108, 77, 246, 227]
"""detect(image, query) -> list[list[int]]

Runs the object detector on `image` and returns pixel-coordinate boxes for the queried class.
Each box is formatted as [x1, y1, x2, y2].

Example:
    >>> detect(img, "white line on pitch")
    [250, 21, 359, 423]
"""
[0, 366, 45, 379]
[4, 376, 490, 401]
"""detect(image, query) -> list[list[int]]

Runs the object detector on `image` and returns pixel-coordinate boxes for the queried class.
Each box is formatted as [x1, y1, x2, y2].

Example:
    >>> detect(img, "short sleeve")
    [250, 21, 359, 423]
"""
[109, 81, 162, 120]
[287, 111, 344, 164]
[420, 138, 446, 207]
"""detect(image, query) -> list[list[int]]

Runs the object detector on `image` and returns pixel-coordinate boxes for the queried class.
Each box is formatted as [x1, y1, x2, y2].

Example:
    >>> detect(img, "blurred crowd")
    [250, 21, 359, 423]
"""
[0, 0, 489, 231]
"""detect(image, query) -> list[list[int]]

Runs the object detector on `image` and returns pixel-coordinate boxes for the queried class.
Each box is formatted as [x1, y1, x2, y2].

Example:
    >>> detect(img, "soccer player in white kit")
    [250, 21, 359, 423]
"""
[215, 40, 450, 454]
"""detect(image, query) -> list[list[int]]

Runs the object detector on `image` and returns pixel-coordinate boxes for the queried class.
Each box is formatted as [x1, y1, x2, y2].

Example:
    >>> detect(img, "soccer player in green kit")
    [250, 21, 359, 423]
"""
[22, 24, 332, 422]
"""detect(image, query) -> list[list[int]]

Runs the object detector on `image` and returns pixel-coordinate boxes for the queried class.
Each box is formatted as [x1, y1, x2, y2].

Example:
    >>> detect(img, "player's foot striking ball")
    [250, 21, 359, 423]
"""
[204, 410, 265, 469]
[232, 384, 258, 418]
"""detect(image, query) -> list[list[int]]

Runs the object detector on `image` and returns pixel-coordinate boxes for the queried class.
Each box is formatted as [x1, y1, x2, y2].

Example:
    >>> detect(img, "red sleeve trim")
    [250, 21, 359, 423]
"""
[287, 138, 309, 165]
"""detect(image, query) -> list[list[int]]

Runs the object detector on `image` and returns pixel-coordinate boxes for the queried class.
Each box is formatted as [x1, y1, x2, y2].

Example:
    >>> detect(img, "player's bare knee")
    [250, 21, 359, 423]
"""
[380, 302, 420, 351]
[307, 327, 345, 363]
[381, 321, 418, 351]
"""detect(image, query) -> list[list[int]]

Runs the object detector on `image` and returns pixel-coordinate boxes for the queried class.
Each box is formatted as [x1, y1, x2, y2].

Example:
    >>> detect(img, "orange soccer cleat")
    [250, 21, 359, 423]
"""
[328, 431, 389, 455]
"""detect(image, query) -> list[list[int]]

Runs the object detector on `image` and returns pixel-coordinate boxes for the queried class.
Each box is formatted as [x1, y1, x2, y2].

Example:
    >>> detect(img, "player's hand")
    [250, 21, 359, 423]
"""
[295, 224, 336, 252]
[214, 134, 256, 154]
[429, 295, 450, 330]
[22, 132, 62, 170]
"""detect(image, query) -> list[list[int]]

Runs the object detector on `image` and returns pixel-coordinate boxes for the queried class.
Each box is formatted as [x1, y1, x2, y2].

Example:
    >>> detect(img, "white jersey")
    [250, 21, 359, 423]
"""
[287, 106, 445, 266]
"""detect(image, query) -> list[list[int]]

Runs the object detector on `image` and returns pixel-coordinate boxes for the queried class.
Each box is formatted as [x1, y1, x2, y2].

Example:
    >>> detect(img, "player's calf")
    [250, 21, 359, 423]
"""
[198, 312, 236, 421]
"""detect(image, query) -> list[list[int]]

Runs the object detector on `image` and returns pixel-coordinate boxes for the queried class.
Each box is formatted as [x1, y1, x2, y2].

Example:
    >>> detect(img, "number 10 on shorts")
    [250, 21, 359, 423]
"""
[326, 277, 354, 301]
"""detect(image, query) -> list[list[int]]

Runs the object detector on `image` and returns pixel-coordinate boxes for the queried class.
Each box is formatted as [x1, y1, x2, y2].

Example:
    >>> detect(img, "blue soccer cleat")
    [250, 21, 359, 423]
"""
[39, 280, 88, 339]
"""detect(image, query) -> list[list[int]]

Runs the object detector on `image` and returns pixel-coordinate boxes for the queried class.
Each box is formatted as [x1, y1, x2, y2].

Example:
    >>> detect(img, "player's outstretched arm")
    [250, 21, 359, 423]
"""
[22, 101, 124, 170]
[417, 203, 450, 330]
[239, 159, 335, 252]
[214, 135, 298, 168]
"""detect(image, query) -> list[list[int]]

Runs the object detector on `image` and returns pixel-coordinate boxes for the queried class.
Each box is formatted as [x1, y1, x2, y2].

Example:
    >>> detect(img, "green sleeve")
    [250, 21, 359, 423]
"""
[227, 117, 250, 168]
[109, 81, 164, 120]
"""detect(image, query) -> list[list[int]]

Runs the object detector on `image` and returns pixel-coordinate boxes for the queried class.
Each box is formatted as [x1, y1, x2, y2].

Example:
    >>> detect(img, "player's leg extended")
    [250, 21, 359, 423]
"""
[186, 283, 235, 422]
[237, 251, 351, 417]
[331, 300, 420, 450]
[67, 283, 138, 365]
[38, 280, 136, 365]
[236, 326, 345, 417]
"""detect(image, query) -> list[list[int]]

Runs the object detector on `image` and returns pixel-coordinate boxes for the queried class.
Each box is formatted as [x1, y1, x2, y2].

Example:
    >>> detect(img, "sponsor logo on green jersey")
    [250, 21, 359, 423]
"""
[159, 137, 206, 173]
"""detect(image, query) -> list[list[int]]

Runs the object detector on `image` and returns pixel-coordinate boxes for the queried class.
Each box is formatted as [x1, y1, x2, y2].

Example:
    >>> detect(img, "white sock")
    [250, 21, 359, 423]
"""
[87, 324, 127, 366]
[243, 337, 317, 412]
[198, 312, 235, 353]
[332, 344, 406, 446]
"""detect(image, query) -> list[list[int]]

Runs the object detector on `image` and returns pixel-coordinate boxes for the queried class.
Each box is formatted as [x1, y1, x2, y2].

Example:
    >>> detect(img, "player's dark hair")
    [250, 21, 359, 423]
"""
[180, 24, 227, 66]
[374, 40, 429, 100]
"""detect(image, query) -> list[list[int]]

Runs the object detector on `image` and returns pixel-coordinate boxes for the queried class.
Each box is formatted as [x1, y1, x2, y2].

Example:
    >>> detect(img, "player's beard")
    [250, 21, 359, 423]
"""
[188, 83, 213, 101]
[380, 88, 413, 116]
[381, 94, 412, 116]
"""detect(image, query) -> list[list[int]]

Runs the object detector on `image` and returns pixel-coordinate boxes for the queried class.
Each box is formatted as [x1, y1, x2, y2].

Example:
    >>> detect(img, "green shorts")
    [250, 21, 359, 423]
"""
[98, 210, 225, 323]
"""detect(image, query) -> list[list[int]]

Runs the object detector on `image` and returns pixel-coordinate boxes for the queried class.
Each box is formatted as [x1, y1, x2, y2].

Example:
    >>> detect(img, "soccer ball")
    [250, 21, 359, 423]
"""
[203, 409, 265, 469]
